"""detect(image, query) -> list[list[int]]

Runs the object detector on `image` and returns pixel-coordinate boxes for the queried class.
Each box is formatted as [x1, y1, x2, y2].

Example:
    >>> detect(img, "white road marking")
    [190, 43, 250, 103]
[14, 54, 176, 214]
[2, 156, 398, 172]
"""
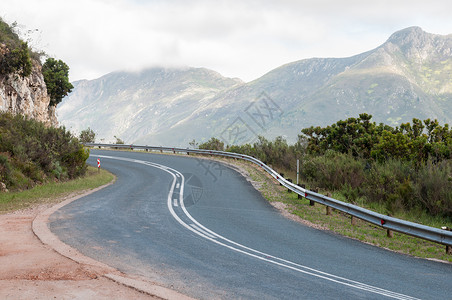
[190, 224, 217, 239]
[176, 183, 180, 189]
[96, 155, 419, 300]
[173, 199, 178, 207]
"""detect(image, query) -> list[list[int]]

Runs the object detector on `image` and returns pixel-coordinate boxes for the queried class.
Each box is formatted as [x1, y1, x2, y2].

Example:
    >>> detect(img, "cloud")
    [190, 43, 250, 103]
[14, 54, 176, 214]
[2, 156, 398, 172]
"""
[1, 0, 451, 82]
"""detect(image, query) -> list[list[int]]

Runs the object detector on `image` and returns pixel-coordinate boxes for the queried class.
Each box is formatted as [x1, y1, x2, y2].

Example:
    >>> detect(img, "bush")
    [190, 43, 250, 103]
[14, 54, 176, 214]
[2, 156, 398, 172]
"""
[302, 150, 365, 191]
[0, 154, 12, 184]
[114, 135, 124, 144]
[0, 112, 89, 191]
[361, 159, 415, 214]
[79, 127, 96, 143]
[0, 41, 32, 78]
[199, 137, 224, 151]
[0, 18, 33, 78]
[414, 160, 452, 218]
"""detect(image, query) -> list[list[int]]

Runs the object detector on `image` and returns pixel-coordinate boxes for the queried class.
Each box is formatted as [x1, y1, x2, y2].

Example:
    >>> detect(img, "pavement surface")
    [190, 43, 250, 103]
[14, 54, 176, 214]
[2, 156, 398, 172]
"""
[49, 150, 452, 299]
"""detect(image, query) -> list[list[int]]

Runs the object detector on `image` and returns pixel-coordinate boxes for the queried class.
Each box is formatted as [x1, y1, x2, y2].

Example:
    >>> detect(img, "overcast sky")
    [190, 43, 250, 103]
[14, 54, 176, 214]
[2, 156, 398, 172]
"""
[1, 0, 452, 82]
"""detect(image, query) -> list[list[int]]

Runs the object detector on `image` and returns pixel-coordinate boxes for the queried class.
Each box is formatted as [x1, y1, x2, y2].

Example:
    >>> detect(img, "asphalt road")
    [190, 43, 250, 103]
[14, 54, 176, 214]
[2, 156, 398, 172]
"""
[50, 150, 451, 299]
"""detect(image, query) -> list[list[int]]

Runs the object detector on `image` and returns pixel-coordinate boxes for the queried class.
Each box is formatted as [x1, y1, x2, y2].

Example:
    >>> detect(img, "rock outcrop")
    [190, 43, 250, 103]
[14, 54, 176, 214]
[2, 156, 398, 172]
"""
[0, 44, 57, 126]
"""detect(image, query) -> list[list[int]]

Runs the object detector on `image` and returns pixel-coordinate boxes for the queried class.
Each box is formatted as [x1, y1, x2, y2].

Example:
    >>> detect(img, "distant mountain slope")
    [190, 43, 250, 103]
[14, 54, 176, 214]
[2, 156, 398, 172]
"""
[57, 67, 242, 144]
[293, 26, 452, 128]
[58, 27, 452, 146]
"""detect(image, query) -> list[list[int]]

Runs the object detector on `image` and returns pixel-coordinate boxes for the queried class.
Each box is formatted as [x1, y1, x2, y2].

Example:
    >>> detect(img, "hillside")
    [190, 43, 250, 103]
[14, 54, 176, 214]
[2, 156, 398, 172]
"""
[294, 26, 452, 129]
[0, 18, 57, 126]
[57, 67, 242, 144]
[58, 27, 452, 146]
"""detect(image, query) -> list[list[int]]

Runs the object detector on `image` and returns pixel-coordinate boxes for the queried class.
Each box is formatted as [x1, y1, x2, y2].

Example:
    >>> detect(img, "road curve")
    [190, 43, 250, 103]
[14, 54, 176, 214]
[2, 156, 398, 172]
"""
[49, 150, 451, 299]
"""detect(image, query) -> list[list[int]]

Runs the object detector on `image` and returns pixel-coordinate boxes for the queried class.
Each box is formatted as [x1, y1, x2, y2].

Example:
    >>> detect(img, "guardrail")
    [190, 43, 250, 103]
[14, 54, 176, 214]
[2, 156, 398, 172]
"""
[85, 143, 452, 251]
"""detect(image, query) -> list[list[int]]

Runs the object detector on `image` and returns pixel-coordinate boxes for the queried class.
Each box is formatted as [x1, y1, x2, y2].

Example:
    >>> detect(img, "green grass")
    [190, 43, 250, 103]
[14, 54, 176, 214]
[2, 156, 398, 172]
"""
[0, 166, 115, 213]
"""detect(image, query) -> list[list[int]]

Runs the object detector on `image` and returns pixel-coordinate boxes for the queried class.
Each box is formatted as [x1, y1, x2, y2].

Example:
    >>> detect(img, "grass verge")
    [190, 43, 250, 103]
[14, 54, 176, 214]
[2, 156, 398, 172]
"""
[0, 166, 115, 214]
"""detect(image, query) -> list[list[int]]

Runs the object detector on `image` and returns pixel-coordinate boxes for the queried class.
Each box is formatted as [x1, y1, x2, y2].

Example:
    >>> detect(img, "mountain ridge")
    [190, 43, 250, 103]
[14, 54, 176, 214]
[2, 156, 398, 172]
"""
[57, 27, 452, 146]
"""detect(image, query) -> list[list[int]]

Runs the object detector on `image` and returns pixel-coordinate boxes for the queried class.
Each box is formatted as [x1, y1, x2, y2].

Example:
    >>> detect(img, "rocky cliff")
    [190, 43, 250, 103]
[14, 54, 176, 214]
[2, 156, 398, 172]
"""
[0, 44, 57, 126]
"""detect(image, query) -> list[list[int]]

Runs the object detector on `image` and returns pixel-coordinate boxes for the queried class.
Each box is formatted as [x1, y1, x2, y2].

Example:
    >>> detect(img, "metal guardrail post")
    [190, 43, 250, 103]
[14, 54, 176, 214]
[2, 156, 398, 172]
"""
[326, 192, 332, 215]
[386, 215, 394, 238]
[297, 184, 304, 199]
[310, 188, 317, 206]
[387, 228, 394, 238]
[443, 227, 452, 254]
[287, 179, 292, 193]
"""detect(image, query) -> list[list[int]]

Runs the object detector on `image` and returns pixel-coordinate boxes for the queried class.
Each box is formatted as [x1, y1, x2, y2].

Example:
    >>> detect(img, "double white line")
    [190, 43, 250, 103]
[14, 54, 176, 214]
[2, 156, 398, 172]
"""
[98, 155, 419, 300]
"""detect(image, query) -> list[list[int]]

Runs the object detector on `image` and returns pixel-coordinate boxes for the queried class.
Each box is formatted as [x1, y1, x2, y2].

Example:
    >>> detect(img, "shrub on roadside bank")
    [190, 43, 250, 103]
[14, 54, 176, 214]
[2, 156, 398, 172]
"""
[200, 114, 452, 220]
[301, 155, 452, 218]
[0, 112, 89, 191]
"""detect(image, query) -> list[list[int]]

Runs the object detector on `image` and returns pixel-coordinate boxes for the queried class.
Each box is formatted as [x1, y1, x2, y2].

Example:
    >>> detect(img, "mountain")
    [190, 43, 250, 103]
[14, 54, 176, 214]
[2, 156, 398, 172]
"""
[294, 26, 452, 128]
[57, 67, 242, 144]
[58, 27, 452, 146]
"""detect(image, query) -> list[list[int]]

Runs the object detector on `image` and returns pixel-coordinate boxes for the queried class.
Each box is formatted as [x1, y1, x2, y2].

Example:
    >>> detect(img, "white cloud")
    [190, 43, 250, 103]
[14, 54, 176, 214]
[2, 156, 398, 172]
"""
[1, 0, 451, 82]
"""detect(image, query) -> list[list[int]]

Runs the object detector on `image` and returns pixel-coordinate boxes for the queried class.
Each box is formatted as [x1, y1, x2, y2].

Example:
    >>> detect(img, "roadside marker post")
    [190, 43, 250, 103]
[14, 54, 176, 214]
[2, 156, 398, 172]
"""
[97, 158, 101, 172]
[442, 227, 452, 254]
[296, 159, 299, 185]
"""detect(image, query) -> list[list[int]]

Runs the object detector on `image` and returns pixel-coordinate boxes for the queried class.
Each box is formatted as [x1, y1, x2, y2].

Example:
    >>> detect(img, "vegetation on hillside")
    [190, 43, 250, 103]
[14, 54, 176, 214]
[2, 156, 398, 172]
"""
[198, 137, 224, 151]
[0, 112, 89, 191]
[0, 18, 32, 78]
[300, 113, 451, 163]
[0, 17, 73, 106]
[200, 114, 452, 219]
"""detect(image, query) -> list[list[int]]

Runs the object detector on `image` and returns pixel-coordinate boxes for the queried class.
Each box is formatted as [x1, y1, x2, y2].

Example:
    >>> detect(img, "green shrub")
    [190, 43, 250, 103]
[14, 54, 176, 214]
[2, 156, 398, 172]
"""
[362, 159, 411, 203]
[302, 150, 365, 191]
[79, 127, 96, 143]
[0, 18, 33, 78]
[0, 112, 89, 191]
[199, 137, 224, 151]
[0, 41, 32, 77]
[0, 19, 20, 46]
[0, 154, 12, 184]
[414, 160, 452, 218]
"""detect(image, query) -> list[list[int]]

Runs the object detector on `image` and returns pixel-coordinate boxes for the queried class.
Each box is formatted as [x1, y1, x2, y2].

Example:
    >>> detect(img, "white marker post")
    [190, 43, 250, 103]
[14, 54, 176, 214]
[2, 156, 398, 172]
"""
[296, 159, 299, 185]
[97, 158, 101, 173]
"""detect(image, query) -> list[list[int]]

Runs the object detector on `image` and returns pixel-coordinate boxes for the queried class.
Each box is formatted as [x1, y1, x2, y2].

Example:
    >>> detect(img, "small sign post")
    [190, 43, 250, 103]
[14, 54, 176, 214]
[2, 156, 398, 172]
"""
[97, 158, 101, 172]
[296, 159, 299, 185]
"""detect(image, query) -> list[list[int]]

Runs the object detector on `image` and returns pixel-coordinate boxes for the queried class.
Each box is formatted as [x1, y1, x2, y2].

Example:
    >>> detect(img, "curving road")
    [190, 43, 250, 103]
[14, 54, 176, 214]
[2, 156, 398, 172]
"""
[50, 150, 451, 299]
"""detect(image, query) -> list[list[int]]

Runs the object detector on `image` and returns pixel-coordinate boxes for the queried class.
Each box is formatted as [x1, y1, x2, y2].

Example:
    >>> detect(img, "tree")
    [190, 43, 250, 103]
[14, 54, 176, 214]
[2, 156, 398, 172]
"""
[114, 135, 124, 144]
[199, 137, 224, 151]
[79, 127, 96, 143]
[0, 41, 32, 78]
[42, 58, 73, 106]
[189, 139, 198, 149]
